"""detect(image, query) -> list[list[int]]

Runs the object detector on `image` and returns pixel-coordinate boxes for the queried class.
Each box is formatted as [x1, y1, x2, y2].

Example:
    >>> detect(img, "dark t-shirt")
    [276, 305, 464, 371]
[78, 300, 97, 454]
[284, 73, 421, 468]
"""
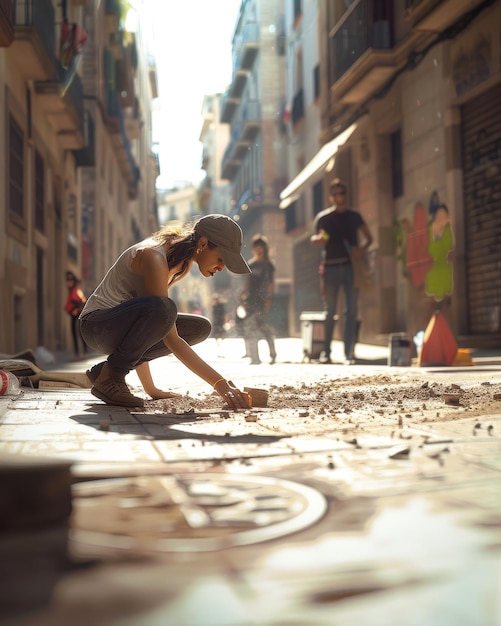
[212, 302, 225, 329]
[212, 301, 226, 337]
[314, 206, 365, 262]
[247, 259, 275, 314]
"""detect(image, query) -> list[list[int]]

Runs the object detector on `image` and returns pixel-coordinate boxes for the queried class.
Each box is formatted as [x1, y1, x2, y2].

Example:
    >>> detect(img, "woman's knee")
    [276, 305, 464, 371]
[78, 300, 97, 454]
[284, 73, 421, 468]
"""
[176, 313, 212, 346]
[135, 297, 177, 341]
[149, 296, 177, 323]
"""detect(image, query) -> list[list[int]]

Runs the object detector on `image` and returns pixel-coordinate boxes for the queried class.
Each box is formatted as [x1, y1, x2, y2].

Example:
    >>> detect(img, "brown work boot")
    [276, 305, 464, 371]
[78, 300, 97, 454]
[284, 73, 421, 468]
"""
[91, 362, 144, 408]
[86, 361, 104, 384]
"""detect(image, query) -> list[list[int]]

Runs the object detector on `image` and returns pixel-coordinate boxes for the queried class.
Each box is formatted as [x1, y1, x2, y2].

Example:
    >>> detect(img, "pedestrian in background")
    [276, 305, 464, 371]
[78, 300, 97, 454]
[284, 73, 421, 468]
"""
[80, 214, 252, 409]
[241, 234, 277, 365]
[310, 178, 373, 364]
[64, 271, 88, 360]
[211, 293, 227, 357]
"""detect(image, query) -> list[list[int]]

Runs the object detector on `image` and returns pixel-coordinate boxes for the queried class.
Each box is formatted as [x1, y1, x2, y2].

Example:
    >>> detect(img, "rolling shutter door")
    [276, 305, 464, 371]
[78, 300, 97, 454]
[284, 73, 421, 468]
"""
[462, 83, 501, 335]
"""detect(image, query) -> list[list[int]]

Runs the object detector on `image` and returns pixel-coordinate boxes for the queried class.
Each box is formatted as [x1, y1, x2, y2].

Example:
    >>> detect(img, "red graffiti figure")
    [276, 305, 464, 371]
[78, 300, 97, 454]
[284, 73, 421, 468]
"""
[405, 203, 434, 287]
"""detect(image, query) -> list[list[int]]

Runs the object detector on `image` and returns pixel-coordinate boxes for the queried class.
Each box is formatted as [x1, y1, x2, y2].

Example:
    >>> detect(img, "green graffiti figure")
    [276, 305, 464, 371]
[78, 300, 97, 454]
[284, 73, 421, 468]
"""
[425, 203, 454, 301]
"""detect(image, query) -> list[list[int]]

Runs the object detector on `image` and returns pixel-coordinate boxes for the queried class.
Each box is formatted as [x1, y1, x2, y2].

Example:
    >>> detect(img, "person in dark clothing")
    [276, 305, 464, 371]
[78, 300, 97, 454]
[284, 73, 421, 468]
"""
[310, 178, 372, 364]
[241, 234, 277, 364]
[65, 271, 88, 359]
[211, 294, 227, 357]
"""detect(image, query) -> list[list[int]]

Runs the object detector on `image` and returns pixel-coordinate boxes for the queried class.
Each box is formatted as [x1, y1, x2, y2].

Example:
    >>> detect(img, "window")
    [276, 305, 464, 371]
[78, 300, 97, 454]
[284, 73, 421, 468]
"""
[35, 150, 45, 232]
[9, 115, 24, 221]
[390, 129, 403, 198]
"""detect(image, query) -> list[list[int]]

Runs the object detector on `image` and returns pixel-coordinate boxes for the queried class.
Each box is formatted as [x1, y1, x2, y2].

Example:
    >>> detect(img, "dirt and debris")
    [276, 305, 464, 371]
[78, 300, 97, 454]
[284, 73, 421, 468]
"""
[142, 373, 501, 434]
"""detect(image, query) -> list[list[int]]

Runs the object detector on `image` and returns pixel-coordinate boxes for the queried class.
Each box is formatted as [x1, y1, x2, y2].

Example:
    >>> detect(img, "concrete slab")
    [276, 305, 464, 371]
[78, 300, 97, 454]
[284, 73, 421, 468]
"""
[1, 337, 501, 625]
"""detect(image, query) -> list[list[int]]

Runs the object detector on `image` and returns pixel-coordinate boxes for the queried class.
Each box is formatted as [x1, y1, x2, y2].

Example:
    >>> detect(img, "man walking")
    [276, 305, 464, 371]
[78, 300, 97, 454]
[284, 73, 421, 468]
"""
[310, 178, 373, 364]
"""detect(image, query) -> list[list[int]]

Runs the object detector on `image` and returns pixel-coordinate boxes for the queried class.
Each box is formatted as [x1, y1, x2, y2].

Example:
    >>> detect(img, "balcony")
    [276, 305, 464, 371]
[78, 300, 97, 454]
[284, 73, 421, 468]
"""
[149, 150, 160, 179]
[116, 52, 136, 108]
[148, 54, 158, 98]
[220, 70, 250, 122]
[104, 87, 140, 199]
[221, 155, 240, 182]
[329, 0, 396, 106]
[34, 65, 85, 149]
[232, 22, 259, 73]
[73, 110, 95, 167]
[404, 0, 486, 32]
[108, 27, 125, 61]
[221, 100, 260, 179]
[0, 0, 14, 46]
[221, 91, 239, 124]
[12, 0, 56, 80]
[124, 97, 141, 140]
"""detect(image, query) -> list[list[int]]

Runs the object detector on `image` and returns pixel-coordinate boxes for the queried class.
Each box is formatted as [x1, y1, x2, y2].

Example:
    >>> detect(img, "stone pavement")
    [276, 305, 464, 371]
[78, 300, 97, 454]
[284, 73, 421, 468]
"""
[1, 338, 501, 626]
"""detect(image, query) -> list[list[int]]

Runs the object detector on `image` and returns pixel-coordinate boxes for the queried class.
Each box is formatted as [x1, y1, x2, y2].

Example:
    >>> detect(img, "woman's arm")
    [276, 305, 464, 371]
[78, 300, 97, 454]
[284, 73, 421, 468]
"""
[135, 362, 181, 400]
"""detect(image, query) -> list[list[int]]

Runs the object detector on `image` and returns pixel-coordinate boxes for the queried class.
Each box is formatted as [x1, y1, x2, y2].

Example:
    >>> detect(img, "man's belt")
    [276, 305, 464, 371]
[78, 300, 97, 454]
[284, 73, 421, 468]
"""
[324, 258, 350, 265]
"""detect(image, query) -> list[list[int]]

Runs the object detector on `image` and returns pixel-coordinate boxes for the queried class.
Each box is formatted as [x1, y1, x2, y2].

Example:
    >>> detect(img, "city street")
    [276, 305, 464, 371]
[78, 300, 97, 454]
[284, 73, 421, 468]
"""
[1, 337, 501, 626]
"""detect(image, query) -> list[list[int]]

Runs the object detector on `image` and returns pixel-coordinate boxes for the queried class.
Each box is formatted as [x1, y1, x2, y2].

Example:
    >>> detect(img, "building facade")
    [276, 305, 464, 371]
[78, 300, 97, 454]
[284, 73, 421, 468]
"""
[280, 0, 324, 330]
[198, 93, 232, 215]
[280, 0, 501, 348]
[220, 0, 292, 337]
[0, 0, 159, 355]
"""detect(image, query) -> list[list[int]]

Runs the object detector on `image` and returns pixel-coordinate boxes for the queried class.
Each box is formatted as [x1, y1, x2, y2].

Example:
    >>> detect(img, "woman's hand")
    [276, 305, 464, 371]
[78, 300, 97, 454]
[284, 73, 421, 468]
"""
[214, 378, 251, 409]
[148, 388, 182, 400]
[135, 362, 182, 400]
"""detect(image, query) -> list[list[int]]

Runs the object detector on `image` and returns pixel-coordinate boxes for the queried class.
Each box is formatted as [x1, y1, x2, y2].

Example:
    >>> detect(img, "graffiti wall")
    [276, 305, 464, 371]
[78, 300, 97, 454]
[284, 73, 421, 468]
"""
[395, 190, 454, 303]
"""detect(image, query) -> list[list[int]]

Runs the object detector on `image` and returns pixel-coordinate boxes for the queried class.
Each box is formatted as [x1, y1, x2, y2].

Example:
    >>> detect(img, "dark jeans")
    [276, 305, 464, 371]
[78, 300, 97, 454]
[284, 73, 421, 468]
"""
[80, 296, 211, 374]
[322, 263, 358, 360]
[70, 315, 88, 356]
[245, 307, 276, 363]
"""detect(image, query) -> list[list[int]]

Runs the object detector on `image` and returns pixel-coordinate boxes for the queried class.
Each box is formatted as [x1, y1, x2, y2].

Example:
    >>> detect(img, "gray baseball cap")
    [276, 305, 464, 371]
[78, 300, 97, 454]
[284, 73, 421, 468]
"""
[195, 214, 251, 274]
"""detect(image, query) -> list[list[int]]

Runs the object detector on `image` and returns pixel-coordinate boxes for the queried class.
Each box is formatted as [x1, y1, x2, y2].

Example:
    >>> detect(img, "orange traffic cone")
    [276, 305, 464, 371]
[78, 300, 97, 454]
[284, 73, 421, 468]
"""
[418, 311, 458, 366]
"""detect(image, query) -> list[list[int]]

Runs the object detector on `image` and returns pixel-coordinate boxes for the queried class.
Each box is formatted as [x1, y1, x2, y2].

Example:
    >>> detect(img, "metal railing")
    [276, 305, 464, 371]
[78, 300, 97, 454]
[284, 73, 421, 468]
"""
[329, 0, 393, 84]
[15, 0, 56, 68]
[222, 100, 261, 167]
[232, 21, 259, 73]
[105, 86, 140, 193]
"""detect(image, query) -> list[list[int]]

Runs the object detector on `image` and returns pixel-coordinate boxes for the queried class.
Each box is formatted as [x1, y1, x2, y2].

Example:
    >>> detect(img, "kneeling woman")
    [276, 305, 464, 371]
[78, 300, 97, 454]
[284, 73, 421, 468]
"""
[80, 214, 251, 409]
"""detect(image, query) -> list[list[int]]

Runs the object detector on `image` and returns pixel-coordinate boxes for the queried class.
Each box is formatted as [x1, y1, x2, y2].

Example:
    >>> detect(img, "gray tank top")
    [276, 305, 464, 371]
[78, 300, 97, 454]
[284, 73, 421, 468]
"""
[80, 238, 166, 317]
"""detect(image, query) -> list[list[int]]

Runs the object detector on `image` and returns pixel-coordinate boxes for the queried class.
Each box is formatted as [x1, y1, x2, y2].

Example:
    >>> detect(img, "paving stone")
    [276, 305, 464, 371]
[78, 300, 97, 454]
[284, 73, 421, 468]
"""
[1, 338, 501, 625]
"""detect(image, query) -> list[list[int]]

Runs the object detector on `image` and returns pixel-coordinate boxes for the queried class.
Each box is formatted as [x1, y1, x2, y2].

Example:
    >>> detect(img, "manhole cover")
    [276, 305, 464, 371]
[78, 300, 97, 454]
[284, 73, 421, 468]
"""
[71, 473, 327, 552]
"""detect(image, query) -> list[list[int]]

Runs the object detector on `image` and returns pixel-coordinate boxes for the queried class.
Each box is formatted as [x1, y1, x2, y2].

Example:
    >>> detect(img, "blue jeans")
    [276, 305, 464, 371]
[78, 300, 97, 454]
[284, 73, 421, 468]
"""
[322, 263, 358, 360]
[80, 296, 211, 374]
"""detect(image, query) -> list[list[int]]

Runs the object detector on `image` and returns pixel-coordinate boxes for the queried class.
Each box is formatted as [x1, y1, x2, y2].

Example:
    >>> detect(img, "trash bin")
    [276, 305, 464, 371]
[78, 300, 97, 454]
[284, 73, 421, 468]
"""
[300, 311, 327, 361]
[388, 332, 412, 366]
